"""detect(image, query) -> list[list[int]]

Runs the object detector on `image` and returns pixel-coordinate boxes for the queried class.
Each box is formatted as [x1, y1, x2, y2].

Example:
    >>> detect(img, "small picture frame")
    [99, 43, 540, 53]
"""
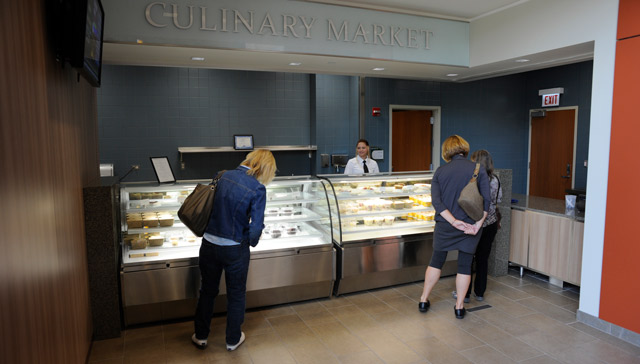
[150, 156, 176, 183]
[234, 135, 254, 150]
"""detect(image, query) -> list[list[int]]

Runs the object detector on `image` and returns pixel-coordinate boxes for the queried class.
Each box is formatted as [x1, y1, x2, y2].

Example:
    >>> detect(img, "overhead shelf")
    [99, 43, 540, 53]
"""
[178, 145, 317, 154]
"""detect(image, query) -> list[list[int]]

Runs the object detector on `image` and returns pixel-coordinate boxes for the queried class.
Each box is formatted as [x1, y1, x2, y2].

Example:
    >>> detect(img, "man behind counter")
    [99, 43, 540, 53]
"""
[344, 139, 380, 174]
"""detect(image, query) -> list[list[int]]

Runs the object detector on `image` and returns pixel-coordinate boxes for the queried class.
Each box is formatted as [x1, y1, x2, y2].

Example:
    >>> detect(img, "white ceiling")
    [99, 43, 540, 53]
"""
[102, 0, 594, 82]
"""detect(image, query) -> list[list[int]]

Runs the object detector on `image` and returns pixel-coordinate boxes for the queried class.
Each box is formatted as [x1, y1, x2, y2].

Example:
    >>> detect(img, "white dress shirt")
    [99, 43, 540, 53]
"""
[344, 155, 380, 174]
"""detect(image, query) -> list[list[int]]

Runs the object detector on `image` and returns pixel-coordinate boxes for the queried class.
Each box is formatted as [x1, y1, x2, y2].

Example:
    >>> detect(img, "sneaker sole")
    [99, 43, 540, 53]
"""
[191, 336, 207, 350]
[226, 332, 245, 351]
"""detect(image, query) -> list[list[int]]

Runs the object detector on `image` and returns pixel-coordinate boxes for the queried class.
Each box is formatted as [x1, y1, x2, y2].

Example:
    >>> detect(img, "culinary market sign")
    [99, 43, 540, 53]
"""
[144, 3, 435, 50]
[102, 0, 469, 66]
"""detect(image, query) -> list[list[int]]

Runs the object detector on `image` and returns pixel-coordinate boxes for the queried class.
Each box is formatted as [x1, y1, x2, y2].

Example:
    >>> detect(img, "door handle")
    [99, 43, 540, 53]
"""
[561, 163, 571, 179]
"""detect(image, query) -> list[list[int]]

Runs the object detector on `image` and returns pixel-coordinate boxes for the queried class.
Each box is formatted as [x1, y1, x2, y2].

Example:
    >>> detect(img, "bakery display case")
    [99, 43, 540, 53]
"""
[119, 176, 336, 325]
[319, 172, 457, 295]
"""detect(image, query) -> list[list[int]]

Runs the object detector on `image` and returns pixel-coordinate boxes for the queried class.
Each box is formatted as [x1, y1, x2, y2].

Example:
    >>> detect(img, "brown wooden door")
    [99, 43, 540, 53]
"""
[529, 109, 575, 199]
[392, 110, 432, 171]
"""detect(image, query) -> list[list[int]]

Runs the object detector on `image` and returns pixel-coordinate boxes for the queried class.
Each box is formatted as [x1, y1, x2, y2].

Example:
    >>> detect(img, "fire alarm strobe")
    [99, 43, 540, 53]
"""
[372, 107, 381, 116]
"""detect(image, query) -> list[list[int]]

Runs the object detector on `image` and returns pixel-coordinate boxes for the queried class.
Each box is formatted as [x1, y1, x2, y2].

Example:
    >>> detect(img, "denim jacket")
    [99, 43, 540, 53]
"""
[204, 166, 266, 247]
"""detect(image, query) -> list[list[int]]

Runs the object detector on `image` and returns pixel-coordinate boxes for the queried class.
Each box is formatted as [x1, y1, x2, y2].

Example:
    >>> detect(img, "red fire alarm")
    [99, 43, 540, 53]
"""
[372, 107, 381, 116]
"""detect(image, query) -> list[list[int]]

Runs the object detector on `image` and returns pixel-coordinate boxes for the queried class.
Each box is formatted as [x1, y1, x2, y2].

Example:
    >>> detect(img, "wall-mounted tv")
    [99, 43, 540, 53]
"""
[63, 0, 105, 87]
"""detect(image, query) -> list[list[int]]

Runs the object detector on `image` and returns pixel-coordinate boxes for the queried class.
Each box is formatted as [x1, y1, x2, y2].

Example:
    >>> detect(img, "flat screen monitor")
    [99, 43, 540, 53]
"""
[65, 0, 105, 87]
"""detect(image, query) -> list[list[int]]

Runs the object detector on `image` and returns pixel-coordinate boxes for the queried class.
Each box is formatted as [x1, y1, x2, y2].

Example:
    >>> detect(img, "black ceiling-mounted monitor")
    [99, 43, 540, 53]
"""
[63, 0, 105, 87]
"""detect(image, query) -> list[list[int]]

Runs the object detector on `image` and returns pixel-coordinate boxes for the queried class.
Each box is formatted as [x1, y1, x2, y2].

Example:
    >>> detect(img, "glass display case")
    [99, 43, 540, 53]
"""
[119, 176, 336, 325]
[319, 172, 457, 295]
[322, 172, 436, 243]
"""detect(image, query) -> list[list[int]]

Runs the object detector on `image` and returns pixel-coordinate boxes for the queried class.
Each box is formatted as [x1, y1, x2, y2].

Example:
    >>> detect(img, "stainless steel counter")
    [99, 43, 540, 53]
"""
[511, 193, 584, 221]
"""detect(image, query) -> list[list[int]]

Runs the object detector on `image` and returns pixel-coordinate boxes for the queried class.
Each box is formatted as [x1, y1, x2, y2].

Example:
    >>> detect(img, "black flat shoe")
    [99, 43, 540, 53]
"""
[454, 306, 466, 319]
[418, 300, 430, 313]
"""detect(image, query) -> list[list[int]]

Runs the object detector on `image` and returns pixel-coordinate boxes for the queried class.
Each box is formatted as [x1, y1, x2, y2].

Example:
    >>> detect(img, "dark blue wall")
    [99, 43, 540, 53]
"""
[362, 62, 592, 193]
[98, 67, 311, 181]
[363, 78, 442, 172]
[315, 74, 359, 174]
[524, 62, 593, 190]
[98, 61, 592, 194]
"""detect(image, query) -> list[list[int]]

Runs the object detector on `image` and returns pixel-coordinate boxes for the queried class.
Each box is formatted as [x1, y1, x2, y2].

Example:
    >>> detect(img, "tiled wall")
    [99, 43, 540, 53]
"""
[315, 74, 359, 174]
[524, 62, 593, 190]
[98, 66, 311, 180]
[363, 78, 442, 173]
[440, 74, 529, 193]
[98, 61, 592, 193]
[362, 61, 592, 194]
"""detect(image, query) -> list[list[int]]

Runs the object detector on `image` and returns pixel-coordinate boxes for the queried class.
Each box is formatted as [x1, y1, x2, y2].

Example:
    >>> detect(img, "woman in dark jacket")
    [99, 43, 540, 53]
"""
[418, 135, 491, 319]
[192, 149, 276, 351]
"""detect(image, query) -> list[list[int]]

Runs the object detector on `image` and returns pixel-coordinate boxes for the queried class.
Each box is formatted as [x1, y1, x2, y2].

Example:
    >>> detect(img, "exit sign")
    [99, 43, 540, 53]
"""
[542, 93, 560, 107]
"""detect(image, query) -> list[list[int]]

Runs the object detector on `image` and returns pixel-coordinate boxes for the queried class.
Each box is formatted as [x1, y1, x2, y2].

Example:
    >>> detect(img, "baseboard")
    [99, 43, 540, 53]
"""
[577, 310, 640, 348]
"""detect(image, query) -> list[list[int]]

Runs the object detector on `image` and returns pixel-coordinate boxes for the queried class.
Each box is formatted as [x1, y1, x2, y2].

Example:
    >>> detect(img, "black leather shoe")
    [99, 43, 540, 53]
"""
[418, 300, 430, 313]
[454, 306, 466, 319]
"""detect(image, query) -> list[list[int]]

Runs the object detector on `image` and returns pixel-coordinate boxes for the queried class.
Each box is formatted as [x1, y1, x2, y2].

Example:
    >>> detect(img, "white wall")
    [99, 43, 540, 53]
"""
[470, 0, 620, 317]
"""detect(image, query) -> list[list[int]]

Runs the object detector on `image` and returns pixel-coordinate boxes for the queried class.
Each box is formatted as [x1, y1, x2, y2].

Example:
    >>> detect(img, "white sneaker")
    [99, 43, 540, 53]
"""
[226, 332, 245, 351]
[191, 333, 207, 349]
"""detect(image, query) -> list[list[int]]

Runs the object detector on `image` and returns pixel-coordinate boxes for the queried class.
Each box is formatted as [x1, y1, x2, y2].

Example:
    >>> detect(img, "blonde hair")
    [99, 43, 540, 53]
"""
[471, 149, 494, 178]
[241, 149, 277, 185]
[441, 135, 470, 162]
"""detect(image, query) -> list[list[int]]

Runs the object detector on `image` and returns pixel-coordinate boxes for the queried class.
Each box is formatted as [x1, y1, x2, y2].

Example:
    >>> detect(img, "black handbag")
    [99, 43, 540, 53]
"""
[457, 163, 484, 221]
[178, 171, 225, 237]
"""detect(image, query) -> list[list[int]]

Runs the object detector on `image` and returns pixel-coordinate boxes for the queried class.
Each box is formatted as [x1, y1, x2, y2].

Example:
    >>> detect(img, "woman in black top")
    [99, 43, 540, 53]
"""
[418, 135, 491, 319]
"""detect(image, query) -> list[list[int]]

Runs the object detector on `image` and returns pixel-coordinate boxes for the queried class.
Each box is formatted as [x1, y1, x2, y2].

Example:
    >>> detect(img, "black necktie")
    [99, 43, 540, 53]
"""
[363, 160, 369, 173]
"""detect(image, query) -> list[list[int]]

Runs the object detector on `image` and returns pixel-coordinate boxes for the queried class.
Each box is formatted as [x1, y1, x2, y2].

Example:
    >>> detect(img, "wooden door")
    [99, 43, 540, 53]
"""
[529, 109, 575, 199]
[392, 110, 432, 171]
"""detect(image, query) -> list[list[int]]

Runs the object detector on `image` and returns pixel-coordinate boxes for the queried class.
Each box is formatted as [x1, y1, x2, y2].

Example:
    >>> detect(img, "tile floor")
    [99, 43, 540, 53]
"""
[88, 268, 640, 364]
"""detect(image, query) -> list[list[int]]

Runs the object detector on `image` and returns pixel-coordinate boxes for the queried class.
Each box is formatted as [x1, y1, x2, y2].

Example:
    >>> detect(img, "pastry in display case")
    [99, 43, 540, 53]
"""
[320, 172, 436, 243]
[319, 171, 452, 296]
[120, 183, 202, 264]
[118, 176, 336, 326]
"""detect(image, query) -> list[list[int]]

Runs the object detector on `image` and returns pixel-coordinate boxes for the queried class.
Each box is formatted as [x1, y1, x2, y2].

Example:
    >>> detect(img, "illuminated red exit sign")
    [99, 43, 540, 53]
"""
[542, 93, 560, 107]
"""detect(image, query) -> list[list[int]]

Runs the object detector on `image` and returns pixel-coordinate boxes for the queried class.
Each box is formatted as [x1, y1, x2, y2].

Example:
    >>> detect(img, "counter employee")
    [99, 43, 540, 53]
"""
[344, 139, 380, 174]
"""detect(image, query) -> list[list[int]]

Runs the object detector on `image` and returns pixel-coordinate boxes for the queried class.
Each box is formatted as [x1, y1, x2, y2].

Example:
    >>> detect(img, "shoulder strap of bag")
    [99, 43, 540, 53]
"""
[470, 163, 480, 182]
[211, 170, 226, 186]
[494, 175, 501, 205]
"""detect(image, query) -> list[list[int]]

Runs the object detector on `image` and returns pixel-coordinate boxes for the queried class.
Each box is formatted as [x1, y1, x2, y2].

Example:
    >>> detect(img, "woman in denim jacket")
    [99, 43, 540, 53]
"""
[192, 149, 276, 351]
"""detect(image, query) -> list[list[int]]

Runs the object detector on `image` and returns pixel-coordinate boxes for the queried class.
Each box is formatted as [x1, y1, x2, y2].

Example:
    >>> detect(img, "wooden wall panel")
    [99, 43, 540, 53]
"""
[0, 0, 100, 362]
[508, 209, 528, 266]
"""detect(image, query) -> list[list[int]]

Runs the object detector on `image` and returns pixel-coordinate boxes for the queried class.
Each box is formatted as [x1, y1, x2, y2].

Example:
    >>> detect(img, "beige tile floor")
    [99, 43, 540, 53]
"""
[89, 269, 640, 364]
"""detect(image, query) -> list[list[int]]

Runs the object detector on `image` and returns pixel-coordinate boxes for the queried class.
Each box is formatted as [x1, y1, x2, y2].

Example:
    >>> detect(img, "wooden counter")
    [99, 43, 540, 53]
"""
[509, 194, 584, 286]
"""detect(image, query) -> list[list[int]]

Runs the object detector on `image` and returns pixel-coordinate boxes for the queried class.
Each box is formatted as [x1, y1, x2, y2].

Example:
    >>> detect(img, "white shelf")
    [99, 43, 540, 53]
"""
[332, 191, 430, 200]
[339, 206, 435, 218]
[179, 145, 317, 153]
[339, 220, 435, 242]
[127, 222, 186, 234]
[266, 196, 324, 205]
[264, 207, 324, 224]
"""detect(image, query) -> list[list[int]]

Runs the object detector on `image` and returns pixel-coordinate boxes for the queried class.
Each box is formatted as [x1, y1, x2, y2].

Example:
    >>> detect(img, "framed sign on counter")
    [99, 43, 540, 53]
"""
[234, 135, 254, 150]
[150, 156, 176, 183]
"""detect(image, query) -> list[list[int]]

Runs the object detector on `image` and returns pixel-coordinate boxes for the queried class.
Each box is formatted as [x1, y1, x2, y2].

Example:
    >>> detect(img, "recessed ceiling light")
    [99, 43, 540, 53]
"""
[289, 62, 302, 66]
[372, 67, 385, 71]
[446, 73, 458, 77]
[191, 57, 205, 61]
[515, 59, 530, 63]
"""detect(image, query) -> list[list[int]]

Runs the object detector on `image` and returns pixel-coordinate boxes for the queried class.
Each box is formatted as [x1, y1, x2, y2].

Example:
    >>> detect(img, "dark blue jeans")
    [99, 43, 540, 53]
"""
[194, 240, 250, 345]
